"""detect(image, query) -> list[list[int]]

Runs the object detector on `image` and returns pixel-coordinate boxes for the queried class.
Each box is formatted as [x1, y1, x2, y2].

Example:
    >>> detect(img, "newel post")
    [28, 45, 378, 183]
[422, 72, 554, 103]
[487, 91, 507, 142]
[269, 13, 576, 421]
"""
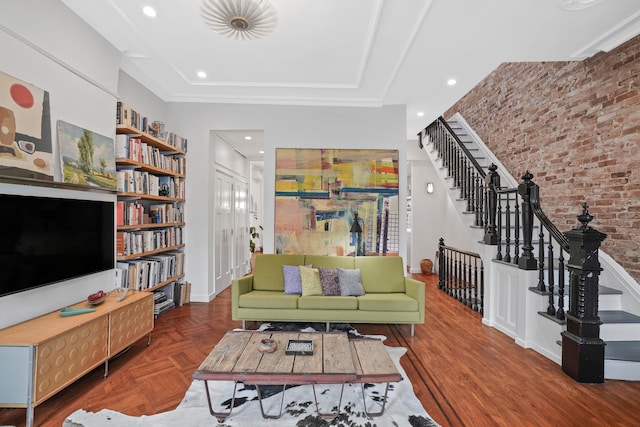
[483, 163, 500, 245]
[438, 238, 445, 290]
[517, 171, 537, 270]
[561, 203, 607, 383]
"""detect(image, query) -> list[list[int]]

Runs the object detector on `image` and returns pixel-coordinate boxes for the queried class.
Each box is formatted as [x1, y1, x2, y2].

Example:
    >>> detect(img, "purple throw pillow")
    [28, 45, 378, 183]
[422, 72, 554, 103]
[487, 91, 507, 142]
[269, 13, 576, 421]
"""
[318, 267, 340, 296]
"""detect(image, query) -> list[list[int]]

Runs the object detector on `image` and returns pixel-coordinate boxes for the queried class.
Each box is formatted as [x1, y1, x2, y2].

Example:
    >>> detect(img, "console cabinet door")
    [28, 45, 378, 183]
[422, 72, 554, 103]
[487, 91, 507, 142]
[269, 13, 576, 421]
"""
[109, 294, 154, 356]
[34, 315, 109, 404]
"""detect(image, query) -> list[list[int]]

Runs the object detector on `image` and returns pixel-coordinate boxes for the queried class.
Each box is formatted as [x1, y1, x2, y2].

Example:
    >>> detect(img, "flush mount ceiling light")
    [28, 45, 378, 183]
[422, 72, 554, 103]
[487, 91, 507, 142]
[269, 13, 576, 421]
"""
[557, 0, 604, 10]
[201, 0, 278, 41]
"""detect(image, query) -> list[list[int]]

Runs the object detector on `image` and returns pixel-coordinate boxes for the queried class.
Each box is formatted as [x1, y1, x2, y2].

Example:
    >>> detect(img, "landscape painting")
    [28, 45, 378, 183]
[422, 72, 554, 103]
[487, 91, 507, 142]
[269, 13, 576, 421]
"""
[275, 148, 399, 256]
[0, 70, 53, 180]
[57, 120, 116, 189]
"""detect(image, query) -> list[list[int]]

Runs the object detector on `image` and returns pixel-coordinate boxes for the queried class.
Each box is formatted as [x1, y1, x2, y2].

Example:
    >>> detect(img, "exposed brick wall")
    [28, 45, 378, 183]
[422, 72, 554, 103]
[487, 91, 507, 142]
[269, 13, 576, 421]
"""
[445, 35, 640, 282]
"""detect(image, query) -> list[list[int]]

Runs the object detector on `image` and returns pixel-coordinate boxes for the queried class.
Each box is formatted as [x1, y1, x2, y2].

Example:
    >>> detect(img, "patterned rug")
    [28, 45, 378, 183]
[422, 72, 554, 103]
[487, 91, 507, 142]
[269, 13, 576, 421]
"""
[64, 324, 440, 427]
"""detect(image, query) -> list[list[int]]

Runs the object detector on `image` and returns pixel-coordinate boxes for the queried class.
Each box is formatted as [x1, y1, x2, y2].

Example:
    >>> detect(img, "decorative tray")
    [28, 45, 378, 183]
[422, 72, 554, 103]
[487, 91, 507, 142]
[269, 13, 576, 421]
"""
[285, 339, 314, 356]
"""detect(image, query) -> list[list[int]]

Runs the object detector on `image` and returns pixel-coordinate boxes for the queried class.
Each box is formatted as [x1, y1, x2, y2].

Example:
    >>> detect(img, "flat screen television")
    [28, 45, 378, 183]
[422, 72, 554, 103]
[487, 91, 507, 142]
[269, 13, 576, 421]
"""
[0, 193, 114, 298]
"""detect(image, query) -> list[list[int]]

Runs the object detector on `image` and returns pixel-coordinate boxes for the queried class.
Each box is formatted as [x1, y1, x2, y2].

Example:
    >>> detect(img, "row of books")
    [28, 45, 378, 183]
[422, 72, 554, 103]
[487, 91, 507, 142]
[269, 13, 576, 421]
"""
[116, 169, 185, 198]
[116, 200, 185, 227]
[116, 101, 188, 153]
[153, 281, 191, 317]
[115, 134, 186, 173]
[116, 227, 184, 257]
[115, 252, 185, 291]
[153, 289, 175, 316]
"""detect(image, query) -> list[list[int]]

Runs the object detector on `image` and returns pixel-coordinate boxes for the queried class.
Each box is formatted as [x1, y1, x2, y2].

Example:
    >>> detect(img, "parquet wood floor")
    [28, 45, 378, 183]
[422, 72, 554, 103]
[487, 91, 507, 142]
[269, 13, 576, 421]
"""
[2, 273, 640, 426]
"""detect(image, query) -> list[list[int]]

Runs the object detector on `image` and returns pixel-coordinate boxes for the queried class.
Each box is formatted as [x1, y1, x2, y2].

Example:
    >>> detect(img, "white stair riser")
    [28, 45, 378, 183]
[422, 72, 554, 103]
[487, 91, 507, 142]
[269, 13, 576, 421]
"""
[605, 360, 640, 381]
[601, 324, 640, 341]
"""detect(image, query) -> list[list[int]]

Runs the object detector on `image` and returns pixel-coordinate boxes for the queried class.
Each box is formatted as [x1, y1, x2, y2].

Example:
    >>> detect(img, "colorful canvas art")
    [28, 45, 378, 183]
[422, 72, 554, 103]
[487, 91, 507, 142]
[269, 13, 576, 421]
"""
[0, 70, 53, 180]
[57, 120, 116, 189]
[275, 148, 399, 256]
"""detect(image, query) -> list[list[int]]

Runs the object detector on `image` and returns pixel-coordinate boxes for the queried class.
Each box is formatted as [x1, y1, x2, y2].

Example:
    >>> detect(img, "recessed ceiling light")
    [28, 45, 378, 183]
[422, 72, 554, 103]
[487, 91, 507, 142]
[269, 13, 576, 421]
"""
[244, 136, 252, 140]
[197, 71, 207, 79]
[417, 112, 424, 117]
[142, 6, 157, 18]
[447, 79, 457, 86]
[259, 150, 264, 154]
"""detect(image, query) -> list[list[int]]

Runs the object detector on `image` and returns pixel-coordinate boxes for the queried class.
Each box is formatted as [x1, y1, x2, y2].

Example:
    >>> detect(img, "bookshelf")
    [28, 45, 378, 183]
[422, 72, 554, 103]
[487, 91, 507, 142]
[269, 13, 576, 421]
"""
[115, 116, 188, 314]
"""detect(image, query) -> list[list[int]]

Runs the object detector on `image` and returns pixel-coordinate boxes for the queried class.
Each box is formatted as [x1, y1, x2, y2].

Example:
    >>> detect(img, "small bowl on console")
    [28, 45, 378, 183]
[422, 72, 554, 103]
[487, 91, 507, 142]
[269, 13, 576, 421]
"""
[87, 290, 108, 305]
[257, 338, 277, 353]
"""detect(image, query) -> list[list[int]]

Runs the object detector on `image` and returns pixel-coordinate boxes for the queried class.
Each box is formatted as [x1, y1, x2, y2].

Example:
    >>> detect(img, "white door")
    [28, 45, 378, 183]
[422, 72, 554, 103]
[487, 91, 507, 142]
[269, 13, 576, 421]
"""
[233, 179, 249, 277]
[215, 170, 234, 292]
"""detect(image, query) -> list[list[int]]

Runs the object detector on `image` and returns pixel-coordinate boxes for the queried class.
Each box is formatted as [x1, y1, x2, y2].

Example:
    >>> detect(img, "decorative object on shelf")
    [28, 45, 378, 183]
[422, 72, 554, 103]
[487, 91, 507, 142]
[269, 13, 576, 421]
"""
[350, 212, 363, 256]
[59, 307, 96, 317]
[420, 259, 433, 276]
[159, 183, 170, 197]
[200, 0, 278, 41]
[257, 338, 277, 353]
[87, 290, 108, 305]
[0, 70, 53, 181]
[57, 120, 116, 189]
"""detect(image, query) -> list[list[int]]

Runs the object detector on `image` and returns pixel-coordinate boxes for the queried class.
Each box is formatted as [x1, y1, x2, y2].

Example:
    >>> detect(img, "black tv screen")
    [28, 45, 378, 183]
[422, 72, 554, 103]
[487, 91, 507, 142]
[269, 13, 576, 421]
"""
[0, 193, 114, 297]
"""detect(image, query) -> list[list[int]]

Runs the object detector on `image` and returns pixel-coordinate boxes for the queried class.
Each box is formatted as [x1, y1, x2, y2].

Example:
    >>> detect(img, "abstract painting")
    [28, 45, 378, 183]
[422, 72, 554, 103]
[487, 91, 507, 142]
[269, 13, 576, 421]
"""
[57, 120, 116, 189]
[275, 148, 399, 256]
[0, 70, 53, 180]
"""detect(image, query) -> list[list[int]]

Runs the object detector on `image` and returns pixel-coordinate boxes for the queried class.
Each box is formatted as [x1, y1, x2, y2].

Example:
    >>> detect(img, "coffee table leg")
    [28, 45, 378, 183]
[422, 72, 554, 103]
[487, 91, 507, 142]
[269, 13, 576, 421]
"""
[361, 382, 391, 417]
[312, 383, 346, 418]
[203, 379, 238, 422]
[255, 384, 287, 419]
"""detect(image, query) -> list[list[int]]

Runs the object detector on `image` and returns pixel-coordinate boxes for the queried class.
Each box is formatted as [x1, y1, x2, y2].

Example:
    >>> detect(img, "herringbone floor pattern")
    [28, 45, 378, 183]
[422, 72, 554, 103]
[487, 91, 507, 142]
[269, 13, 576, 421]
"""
[2, 273, 640, 426]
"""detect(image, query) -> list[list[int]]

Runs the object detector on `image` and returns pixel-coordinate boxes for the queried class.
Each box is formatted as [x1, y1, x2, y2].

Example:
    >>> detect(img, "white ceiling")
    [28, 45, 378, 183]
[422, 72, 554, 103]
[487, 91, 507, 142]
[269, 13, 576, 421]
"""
[61, 0, 640, 159]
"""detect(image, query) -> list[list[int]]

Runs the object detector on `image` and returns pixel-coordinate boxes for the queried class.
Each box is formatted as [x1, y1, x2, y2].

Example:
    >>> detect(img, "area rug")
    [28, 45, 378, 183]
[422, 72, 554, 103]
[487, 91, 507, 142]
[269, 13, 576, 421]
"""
[64, 324, 440, 427]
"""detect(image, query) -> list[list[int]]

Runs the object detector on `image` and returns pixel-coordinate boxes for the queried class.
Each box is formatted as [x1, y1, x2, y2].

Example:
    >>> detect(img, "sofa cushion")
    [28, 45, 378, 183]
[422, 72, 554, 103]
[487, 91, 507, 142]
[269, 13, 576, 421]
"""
[318, 267, 341, 296]
[305, 255, 355, 269]
[337, 268, 365, 296]
[355, 256, 405, 293]
[238, 290, 299, 309]
[300, 266, 323, 296]
[298, 295, 358, 310]
[357, 293, 418, 312]
[283, 264, 311, 294]
[253, 254, 306, 291]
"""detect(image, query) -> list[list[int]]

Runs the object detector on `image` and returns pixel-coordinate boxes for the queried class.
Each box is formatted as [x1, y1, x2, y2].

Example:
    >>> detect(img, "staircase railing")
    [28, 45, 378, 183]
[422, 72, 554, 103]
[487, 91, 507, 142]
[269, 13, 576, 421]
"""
[419, 116, 589, 323]
[438, 238, 484, 314]
[420, 117, 487, 226]
[519, 171, 570, 322]
[420, 115, 609, 382]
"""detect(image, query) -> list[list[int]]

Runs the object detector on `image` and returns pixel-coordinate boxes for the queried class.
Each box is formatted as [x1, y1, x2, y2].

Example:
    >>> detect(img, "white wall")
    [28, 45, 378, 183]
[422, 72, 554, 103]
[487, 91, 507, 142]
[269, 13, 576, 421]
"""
[0, 0, 121, 328]
[166, 103, 407, 302]
[117, 70, 166, 123]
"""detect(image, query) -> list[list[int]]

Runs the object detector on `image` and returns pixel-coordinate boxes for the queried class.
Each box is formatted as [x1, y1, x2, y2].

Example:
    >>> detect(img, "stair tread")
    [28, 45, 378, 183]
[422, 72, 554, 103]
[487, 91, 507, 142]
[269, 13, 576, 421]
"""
[600, 310, 640, 324]
[600, 285, 623, 295]
[605, 341, 640, 362]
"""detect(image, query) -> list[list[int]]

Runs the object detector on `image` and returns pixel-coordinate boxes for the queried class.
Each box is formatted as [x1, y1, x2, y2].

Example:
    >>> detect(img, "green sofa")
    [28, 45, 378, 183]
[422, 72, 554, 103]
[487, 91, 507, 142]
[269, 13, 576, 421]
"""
[232, 254, 425, 336]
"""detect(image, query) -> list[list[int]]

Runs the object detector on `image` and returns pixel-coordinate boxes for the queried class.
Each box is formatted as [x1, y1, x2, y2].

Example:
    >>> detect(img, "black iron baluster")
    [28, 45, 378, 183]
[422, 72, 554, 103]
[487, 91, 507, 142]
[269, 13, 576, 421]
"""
[537, 229, 546, 292]
[547, 240, 556, 316]
[557, 251, 566, 321]
[504, 194, 512, 263]
[513, 194, 520, 264]
[496, 193, 503, 260]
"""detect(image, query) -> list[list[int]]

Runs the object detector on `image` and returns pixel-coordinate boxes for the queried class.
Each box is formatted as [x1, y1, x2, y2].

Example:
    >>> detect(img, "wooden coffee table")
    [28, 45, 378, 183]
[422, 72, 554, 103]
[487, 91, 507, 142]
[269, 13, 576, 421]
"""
[193, 330, 401, 421]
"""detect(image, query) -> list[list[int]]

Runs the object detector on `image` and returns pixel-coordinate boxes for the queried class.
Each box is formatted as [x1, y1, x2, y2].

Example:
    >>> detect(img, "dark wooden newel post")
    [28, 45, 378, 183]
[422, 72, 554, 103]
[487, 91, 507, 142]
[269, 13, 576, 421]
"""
[517, 171, 537, 270]
[561, 203, 607, 383]
[483, 163, 500, 245]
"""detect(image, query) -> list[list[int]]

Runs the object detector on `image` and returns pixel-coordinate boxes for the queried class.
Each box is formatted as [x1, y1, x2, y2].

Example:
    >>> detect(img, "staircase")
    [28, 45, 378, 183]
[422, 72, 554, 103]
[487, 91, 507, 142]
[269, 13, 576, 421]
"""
[421, 113, 640, 381]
